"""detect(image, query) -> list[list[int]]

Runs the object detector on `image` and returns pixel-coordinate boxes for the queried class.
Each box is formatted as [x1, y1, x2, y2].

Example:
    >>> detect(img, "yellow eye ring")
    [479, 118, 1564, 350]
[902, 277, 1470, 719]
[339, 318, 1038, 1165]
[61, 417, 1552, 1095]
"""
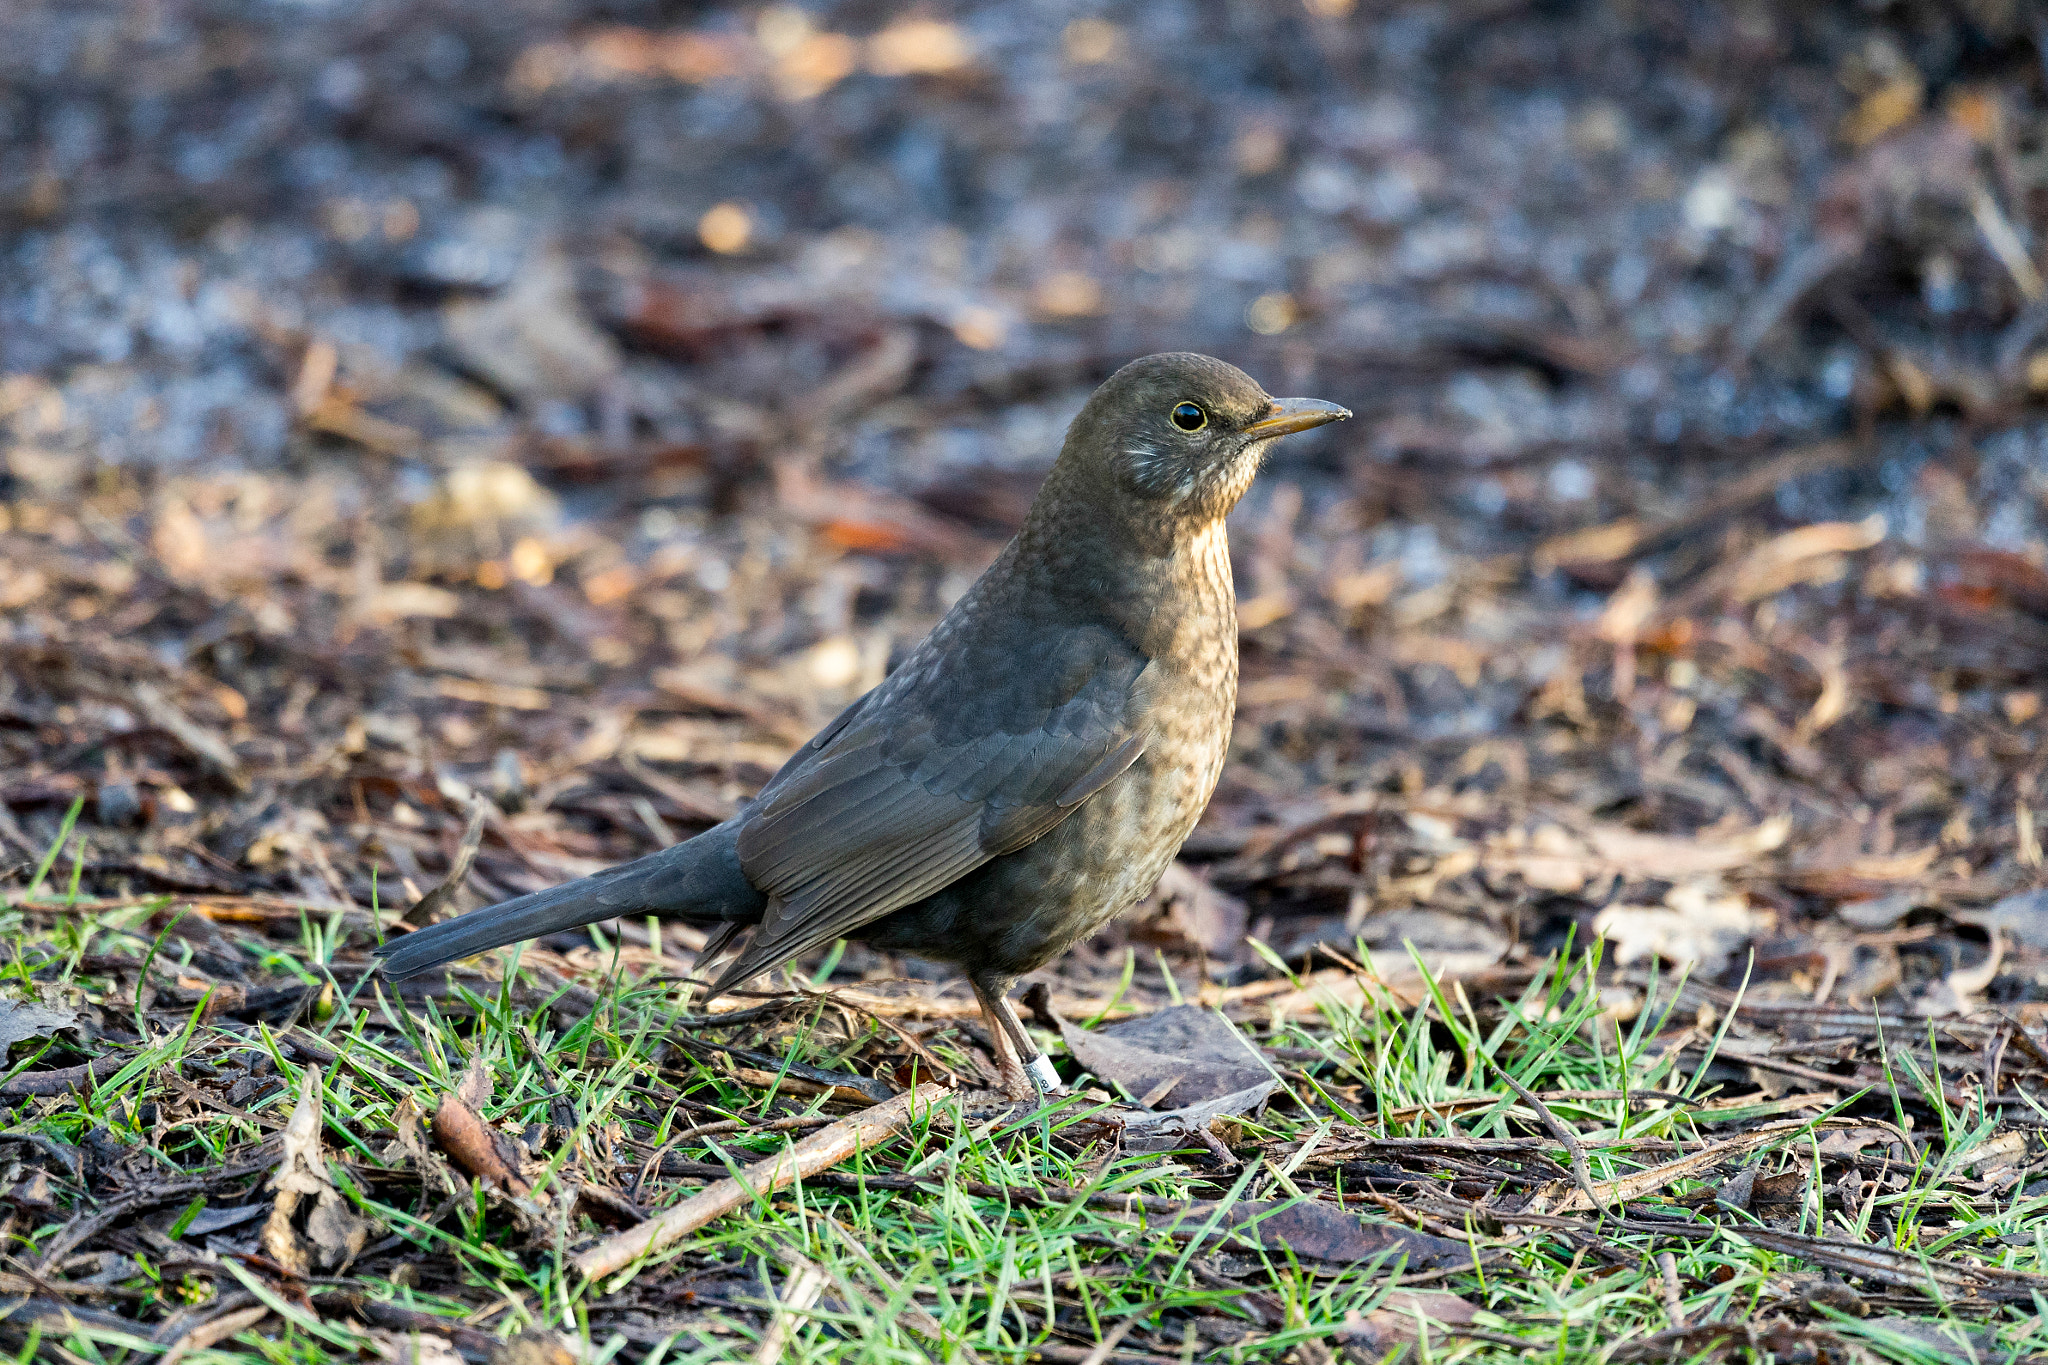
[1170, 401, 1207, 432]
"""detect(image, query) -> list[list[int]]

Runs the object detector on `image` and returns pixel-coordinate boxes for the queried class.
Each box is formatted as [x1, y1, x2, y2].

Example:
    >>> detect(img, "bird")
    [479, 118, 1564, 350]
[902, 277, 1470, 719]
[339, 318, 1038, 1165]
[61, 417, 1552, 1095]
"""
[377, 352, 1349, 1097]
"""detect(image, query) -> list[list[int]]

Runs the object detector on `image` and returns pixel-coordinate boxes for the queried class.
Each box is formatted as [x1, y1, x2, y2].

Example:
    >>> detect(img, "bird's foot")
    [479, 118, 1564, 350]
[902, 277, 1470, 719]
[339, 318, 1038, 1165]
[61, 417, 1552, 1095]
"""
[997, 1051, 1064, 1103]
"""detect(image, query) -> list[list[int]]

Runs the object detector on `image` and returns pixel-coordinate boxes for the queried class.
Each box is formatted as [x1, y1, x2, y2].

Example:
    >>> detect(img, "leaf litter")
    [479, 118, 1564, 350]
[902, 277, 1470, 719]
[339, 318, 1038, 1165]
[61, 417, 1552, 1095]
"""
[2, 0, 2048, 1361]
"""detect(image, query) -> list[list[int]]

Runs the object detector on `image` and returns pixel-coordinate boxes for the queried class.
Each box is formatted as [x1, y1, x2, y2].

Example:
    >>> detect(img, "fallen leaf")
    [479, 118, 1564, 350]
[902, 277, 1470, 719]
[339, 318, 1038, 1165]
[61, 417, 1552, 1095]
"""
[1858, 1318, 2001, 1363]
[1593, 882, 1763, 972]
[1484, 815, 1789, 892]
[1057, 1005, 1269, 1107]
[1347, 1290, 1482, 1352]
[1210, 1199, 1470, 1268]
[1126, 862, 1249, 961]
[1585, 816, 1791, 877]
[1123, 1080, 1281, 1150]
[263, 1066, 378, 1274]
[442, 248, 621, 402]
[1842, 78, 1922, 147]
[1724, 517, 1887, 603]
[1960, 888, 2048, 950]
[0, 997, 81, 1052]
[356, 582, 462, 623]
[435, 1059, 531, 1196]
[489, 1332, 580, 1365]
[410, 461, 559, 534]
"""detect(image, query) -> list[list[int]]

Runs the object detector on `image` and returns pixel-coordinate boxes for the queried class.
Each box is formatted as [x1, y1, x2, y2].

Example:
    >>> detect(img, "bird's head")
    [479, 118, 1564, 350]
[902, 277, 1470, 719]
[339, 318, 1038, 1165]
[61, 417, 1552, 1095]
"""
[1058, 353, 1350, 524]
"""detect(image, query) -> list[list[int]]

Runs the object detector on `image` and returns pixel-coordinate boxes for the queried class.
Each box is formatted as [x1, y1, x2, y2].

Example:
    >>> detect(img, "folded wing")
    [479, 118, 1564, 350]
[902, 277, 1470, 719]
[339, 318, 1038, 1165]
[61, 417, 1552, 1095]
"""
[712, 621, 1149, 993]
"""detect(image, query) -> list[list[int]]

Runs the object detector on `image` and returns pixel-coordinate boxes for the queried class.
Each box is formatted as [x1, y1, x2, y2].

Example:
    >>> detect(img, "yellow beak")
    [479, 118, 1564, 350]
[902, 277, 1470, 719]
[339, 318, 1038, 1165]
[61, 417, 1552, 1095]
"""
[1243, 397, 1352, 440]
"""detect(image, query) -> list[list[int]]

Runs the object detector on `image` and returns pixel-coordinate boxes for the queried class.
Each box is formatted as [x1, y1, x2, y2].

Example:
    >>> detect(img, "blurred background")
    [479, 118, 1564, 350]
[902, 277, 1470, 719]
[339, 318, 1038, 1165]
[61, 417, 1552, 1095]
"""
[1, 0, 2045, 1006]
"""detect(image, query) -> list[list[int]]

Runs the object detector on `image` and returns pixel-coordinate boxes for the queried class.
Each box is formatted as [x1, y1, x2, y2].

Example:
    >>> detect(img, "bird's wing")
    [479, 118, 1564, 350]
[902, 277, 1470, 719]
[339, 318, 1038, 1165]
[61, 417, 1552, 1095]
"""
[714, 621, 1149, 992]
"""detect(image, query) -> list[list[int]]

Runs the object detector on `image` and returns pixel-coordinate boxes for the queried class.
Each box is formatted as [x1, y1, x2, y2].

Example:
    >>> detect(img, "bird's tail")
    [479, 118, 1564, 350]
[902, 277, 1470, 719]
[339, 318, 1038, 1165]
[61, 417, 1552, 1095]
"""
[374, 817, 767, 979]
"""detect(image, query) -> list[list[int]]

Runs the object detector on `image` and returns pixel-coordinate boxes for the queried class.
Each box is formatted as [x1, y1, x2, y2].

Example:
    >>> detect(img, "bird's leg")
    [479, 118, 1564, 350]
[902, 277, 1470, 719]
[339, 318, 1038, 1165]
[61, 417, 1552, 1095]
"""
[971, 975, 1059, 1100]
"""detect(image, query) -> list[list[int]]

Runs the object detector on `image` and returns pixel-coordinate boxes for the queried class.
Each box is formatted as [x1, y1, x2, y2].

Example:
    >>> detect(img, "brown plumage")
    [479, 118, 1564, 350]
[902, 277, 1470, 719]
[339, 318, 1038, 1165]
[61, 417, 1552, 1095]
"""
[377, 353, 1348, 1096]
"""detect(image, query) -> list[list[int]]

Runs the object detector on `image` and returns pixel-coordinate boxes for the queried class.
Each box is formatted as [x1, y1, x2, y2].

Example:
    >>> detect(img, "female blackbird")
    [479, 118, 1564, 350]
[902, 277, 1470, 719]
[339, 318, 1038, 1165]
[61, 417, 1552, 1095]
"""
[378, 353, 1348, 1096]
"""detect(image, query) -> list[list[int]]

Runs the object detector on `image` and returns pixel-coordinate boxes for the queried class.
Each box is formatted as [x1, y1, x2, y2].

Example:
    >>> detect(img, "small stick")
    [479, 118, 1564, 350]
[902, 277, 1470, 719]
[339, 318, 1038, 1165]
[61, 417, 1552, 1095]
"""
[752, 1257, 827, 1365]
[1657, 1252, 1688, 1329]
[160, 1304, 271, 1365]
[1496, 1070, 1608, 1218]
[573, 1082, 950, 1282]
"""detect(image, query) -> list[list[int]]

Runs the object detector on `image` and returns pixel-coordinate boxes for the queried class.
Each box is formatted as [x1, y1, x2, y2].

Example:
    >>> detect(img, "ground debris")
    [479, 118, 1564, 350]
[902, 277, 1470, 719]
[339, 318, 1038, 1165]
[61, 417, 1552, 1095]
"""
[262, 1065, 378, 1275]
[3, 0, 2048, 1359]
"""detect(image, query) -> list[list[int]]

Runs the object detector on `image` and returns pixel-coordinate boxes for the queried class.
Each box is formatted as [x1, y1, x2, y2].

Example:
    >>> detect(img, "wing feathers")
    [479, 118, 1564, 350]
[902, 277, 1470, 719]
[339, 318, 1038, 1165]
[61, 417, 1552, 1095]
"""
[719, 623, 1153, 995]
[1056, 731, 1147, 806]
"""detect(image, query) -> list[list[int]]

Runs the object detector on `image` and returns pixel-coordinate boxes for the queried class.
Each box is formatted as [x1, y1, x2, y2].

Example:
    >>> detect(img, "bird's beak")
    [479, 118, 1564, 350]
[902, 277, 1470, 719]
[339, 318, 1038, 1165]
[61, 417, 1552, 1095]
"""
[1244, 397, 1352, 440]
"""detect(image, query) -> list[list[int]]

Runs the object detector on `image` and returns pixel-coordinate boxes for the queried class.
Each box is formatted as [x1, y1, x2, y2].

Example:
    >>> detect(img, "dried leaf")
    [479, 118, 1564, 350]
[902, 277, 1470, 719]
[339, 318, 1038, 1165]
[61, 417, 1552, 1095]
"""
[0, 998, 81, 1053]
[442, 249, 621, 401]
[1057, 1005, 1269, 1107]
[1348, 1291, 1482, 1352]
[1213, 1199, 1470, 1269]
[1960, 888, 2048, 950]
[488, 1332, 579, 1365]
[1593, 882, 1763, 972]
[263, 1066, 378, 1274]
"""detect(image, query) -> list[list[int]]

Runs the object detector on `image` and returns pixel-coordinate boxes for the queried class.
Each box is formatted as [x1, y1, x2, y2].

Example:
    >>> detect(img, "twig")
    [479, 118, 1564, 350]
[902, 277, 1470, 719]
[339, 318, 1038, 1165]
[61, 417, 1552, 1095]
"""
[1656, 1252, 1687, 1330]
[1495, 1070, 1608, 1218]
[160, 1304, 270, 1365]
[1546, 1117, 1848, 1215]
[1079, 1313, 1142, 1365]
[667, 1113, 836, 1146]
[751, 1255, 827, 1365]
[36, 1160, 272, 1271]
[401, 796, 488, 927]
[0, 1054, 132, 1097]
[1533, 440, 1860, 573]
[573, 1081, 950, 1282]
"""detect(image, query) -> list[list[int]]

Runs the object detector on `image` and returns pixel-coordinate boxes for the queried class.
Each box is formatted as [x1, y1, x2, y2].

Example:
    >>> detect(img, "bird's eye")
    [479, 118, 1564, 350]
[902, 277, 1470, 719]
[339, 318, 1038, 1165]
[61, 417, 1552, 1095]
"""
[1170, 401, 1207, 432]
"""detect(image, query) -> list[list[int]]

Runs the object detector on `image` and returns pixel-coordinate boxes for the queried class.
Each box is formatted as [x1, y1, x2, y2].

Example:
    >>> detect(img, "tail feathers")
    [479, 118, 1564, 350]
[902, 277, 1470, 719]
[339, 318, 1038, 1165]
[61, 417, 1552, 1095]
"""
[375, 817, 766, 979]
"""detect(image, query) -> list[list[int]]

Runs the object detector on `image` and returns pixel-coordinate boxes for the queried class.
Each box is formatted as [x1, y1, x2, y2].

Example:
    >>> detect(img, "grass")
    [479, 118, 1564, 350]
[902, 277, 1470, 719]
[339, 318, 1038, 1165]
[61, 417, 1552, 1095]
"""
[2, 885, 2046, 1365]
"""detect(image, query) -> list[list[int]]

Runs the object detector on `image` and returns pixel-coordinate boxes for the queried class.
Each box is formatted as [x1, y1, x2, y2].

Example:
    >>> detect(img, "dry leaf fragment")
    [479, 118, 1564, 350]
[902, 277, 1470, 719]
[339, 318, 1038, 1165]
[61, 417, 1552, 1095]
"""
[357, 582, 462, 623]
[0, 996, 82, 1052]
[367, 1331, 467, 1365]
[1597, 568, 1658, 643]
[1347, 1290, 1482, 1352]
[442, 249, 621, 402]
[488, 1331, 579, 1365]
[1593, 882, 1762, 973]
[1055, 1005, 1269, 1108]
[1725, 516, 1886, 603]
[1585, 815, 1790, 876]
[1842, 77, 1922, 147]
[161, 1305, 271, 1365]
[435, 1056, 537, 1196]
[263, 1066, 378, 1274]
[411, 462, 558, 534]
[1485, 815, 1788, 891]
[1961, 888, 2048, 950]
[1130, 862, 1249, 961]
[1203, 1199, 1470, 1268]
